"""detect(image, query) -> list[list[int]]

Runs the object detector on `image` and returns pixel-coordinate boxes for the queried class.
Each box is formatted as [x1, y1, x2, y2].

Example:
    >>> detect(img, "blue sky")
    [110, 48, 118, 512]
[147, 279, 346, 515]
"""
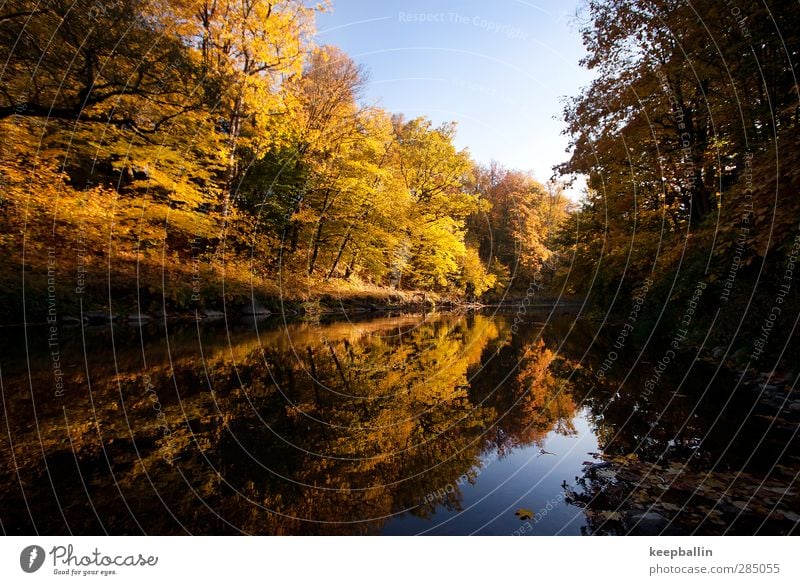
[315, 0, 593, 190]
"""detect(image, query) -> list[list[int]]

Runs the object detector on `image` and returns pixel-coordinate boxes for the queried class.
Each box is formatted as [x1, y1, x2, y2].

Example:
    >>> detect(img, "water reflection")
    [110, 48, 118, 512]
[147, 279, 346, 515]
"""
[0, 313, 581, 534]
[0, 311, 796, 535]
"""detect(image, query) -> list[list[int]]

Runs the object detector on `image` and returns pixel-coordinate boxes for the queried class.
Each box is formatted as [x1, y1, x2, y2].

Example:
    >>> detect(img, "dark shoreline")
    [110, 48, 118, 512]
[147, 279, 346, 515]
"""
[0, 294, 587, 328]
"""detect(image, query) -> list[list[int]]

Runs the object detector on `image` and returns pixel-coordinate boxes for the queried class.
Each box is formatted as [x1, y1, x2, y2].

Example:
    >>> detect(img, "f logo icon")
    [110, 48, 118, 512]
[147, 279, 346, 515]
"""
[20, 545, 45, 573]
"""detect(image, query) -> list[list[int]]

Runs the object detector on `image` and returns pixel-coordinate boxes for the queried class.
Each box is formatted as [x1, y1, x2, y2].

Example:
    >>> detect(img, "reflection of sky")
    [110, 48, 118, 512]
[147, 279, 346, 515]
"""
[382, 410, 599, 535]
[316, 0, 594, 198]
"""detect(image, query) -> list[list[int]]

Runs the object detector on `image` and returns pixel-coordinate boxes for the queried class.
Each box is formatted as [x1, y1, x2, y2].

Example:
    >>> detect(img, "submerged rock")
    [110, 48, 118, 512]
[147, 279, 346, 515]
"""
[626, 510, 669, 535]
[241, 301, 272, 316]
[125, 313, 152, 322]
[199, 310, 225, 319]
[83, 311, 117, 324]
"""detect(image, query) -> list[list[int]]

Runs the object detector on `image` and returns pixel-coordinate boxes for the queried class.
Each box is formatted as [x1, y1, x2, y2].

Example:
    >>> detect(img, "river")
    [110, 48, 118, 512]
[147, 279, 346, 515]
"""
[0, 309, 797, 534]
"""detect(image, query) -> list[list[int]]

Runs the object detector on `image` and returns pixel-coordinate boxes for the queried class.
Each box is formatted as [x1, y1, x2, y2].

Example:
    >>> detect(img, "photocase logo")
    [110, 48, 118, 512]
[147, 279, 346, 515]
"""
[20, 545, 46, 573]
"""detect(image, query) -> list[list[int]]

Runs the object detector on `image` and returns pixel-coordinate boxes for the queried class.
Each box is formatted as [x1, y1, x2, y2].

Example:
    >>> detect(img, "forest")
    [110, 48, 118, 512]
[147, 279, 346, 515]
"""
[558, 0, 800, 365]
[0, 0, 798, 366]
[0, 0, 569, 324]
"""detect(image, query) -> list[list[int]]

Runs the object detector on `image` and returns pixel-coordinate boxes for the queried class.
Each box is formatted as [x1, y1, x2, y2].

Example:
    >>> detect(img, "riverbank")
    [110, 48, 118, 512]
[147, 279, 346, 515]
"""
[0, 240, 582, 326]
[0, 282, 438, 327]
[3, 287, 587, 327]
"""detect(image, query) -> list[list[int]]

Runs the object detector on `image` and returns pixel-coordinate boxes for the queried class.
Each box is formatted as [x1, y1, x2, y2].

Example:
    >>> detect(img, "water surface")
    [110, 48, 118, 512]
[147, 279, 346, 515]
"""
[0, 310, 796, 535]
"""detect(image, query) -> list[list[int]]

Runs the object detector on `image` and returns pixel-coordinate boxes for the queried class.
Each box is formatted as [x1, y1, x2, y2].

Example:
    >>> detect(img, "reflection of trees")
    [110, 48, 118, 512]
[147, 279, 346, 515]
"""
[0, 315, 500, 534]
[515, 339, 577, 438]
[0, 314, 592, 534]
[214, 314, 501, 534]
[561, 337, 800, 536]
[469, 331, 578, 458]
[569, 348, 743, 465]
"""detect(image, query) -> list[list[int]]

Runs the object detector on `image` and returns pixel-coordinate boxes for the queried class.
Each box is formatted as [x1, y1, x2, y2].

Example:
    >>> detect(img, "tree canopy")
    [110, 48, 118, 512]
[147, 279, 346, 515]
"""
[558, 0, 800, 315]
[0, 0, 566, 320]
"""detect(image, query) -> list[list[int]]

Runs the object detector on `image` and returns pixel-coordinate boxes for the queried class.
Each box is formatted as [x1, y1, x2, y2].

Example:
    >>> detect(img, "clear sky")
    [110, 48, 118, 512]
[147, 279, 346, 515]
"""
[315, 0, 593, 191]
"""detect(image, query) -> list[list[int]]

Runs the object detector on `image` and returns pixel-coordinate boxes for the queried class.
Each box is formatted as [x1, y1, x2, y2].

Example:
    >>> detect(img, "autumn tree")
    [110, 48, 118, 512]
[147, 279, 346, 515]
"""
[181, 0, 322, 212]
[283, 45, 368, 262]
[0, 0, 202, 130]
[391, 116, 491, 292]
[467, 164, 568, 292]
[559, 0, 800, 300]
[0, 0, 573, 316]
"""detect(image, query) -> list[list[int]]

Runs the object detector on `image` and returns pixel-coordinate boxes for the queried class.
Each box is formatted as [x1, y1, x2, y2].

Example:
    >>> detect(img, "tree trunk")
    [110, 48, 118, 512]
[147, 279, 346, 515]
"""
[327, 207, 370, 279]
[308, 185, 339, 275]
[689, 177, 712, 225]
[222, 97, 243, 216]
[327, 232, 351, 279]
[308, 217, 325, 275]
[344, 249, 359, 279]
[677, 101, 713, 227]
